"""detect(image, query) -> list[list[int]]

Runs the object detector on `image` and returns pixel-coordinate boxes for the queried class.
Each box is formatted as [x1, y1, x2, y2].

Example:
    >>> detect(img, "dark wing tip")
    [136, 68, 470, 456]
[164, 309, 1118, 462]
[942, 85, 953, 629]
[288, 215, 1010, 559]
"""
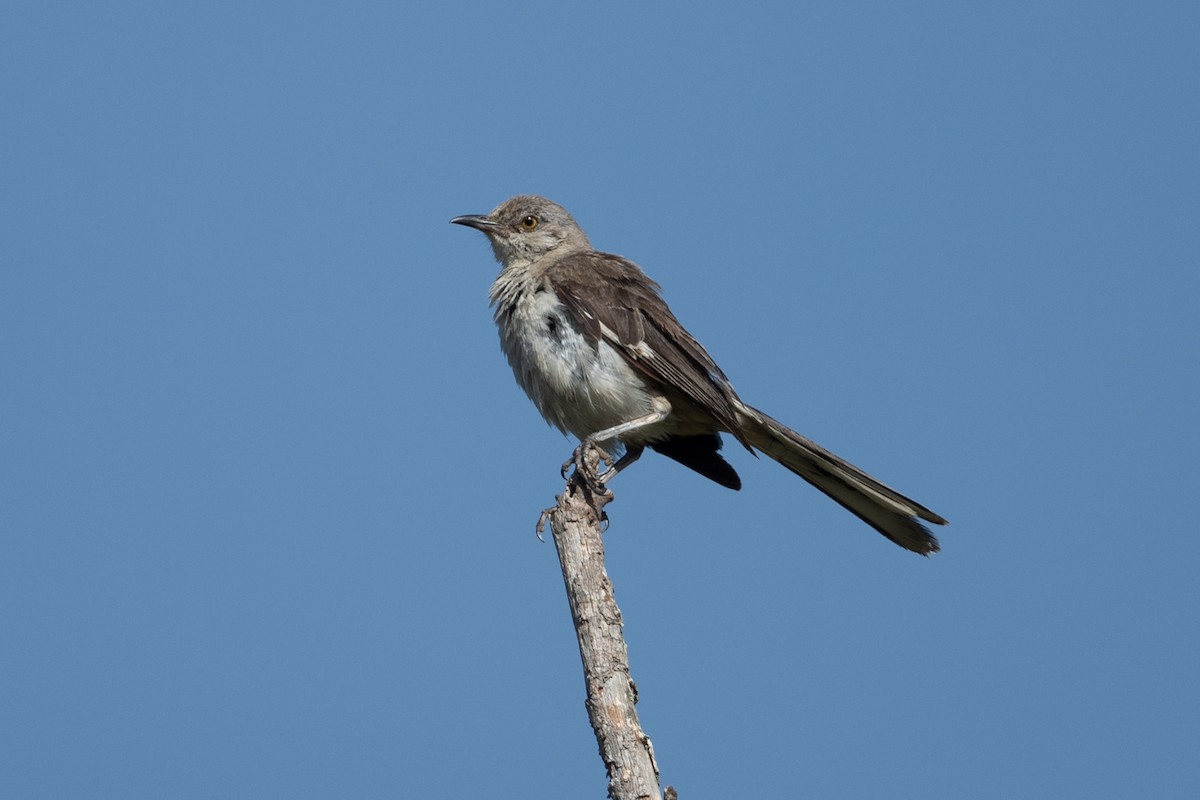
[649, 435, 742, 490]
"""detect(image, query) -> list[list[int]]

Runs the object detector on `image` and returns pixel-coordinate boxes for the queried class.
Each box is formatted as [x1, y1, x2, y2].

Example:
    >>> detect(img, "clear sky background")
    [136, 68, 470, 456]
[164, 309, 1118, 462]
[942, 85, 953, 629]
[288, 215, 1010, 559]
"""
[3, 2, 1197, 798]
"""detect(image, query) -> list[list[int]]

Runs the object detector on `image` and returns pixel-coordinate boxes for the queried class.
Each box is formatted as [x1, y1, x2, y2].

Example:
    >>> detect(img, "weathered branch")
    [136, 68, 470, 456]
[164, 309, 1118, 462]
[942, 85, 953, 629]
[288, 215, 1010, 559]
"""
[541, 457, 667, 800]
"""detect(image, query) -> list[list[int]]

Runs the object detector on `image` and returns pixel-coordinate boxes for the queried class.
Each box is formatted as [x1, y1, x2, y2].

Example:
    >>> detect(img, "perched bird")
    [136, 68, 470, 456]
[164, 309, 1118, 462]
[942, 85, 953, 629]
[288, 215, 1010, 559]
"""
[452, 195, 947, 554]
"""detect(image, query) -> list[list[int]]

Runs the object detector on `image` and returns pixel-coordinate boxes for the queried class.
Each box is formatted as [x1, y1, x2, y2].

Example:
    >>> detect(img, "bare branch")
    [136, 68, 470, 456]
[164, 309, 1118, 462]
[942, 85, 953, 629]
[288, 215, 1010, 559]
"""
[544, 457, 666, 800]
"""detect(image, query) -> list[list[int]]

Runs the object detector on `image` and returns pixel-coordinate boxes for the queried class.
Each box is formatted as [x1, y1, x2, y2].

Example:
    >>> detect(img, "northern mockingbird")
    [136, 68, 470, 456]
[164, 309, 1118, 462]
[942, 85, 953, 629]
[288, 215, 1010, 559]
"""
[452, 195, 947, 554]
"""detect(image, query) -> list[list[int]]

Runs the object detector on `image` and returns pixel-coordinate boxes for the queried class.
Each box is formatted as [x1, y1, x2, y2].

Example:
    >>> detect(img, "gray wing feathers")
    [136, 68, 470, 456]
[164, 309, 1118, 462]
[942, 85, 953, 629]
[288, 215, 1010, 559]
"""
[552, 253, 752, 450]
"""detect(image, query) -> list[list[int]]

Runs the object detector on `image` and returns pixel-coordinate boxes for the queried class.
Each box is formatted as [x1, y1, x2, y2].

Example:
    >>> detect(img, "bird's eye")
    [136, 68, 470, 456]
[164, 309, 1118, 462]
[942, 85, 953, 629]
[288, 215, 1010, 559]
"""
[520, 215, 539, 231]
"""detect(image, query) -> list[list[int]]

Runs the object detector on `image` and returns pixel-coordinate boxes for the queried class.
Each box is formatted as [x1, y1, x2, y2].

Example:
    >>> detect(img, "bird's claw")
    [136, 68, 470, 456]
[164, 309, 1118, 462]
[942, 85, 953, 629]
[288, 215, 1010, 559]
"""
[535, 506, 555, 542]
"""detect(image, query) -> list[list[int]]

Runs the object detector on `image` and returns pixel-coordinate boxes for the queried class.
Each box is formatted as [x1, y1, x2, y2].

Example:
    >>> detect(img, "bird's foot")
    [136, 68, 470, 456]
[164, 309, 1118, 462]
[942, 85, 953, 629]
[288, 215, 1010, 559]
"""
[561, 440, 614, 495]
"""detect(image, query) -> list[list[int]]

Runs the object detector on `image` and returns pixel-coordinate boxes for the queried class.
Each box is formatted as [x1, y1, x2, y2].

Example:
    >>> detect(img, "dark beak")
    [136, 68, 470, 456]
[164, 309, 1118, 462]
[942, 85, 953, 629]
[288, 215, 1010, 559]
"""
[450, 214, 498, 232]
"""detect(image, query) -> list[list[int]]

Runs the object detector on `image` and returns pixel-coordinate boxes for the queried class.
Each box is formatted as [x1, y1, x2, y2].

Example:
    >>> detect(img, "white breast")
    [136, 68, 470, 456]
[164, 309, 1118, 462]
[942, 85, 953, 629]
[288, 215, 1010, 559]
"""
[495, 286, 654, 442]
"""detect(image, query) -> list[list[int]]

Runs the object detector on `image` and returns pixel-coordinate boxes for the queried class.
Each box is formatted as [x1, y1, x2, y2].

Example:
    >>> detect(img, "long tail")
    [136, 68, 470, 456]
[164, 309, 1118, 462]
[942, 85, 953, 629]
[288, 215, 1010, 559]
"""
[734, 402, 947, 555]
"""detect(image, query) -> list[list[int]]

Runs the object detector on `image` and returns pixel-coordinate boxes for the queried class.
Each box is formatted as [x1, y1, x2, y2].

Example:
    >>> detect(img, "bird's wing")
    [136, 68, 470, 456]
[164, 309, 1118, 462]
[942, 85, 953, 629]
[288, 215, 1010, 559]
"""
[551, 252, 753, 451]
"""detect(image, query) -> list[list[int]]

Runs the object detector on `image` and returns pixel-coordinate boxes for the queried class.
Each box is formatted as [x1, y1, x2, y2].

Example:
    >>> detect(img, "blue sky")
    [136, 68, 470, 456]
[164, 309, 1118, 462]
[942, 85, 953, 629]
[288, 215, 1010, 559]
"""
[3, 2, 1197, 797]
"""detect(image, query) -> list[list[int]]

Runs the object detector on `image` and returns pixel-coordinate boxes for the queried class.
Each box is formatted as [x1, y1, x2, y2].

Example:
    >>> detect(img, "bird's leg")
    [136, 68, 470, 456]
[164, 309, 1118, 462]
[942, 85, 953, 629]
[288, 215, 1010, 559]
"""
[602, 444, 644, 483]
[561, 398, 671, 492]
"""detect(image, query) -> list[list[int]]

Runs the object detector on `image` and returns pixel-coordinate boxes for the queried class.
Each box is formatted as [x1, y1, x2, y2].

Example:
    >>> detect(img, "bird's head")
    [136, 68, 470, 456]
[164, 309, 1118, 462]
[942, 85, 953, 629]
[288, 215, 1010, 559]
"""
[451, 195, 591, 267]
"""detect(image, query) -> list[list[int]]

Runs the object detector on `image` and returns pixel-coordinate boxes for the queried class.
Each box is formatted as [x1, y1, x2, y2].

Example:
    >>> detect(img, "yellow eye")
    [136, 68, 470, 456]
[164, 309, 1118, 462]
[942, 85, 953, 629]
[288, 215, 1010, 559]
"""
[520, 215, 539, 231]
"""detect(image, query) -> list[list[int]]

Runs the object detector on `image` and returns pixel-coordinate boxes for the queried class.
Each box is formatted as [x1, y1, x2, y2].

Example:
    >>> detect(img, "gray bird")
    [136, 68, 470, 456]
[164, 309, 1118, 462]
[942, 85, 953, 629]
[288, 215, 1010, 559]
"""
[452, 195, 947, 554]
